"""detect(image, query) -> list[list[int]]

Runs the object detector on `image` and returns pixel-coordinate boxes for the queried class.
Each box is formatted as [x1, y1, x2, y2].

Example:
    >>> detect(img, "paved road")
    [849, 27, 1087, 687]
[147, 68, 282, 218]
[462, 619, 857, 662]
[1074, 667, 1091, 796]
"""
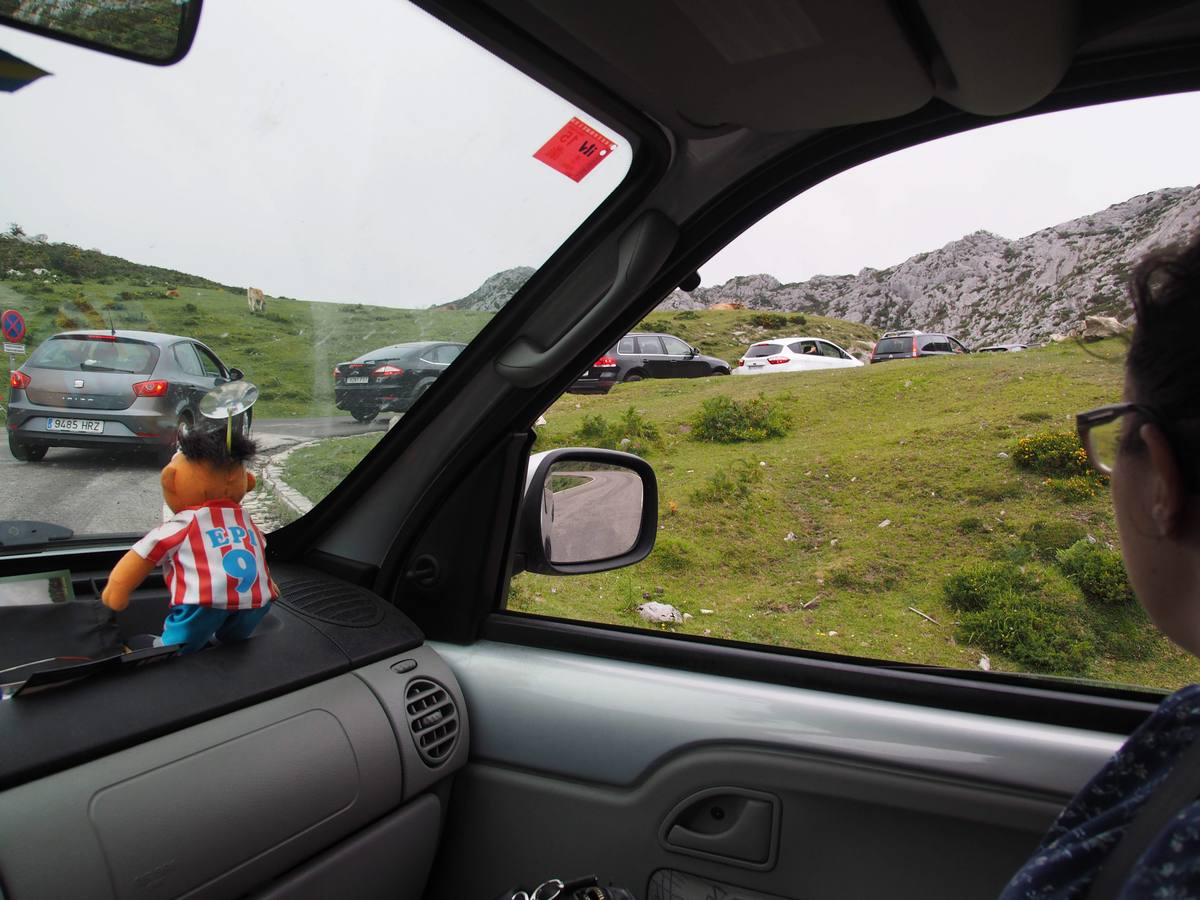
[548, 468, 643, 563]
[0, 416, 384, 537]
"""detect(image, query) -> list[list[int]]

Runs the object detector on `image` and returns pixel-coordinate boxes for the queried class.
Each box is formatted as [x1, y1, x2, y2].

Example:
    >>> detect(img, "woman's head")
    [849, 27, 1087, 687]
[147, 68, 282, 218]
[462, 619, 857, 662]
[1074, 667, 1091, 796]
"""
[1109, 230, 1200, 654]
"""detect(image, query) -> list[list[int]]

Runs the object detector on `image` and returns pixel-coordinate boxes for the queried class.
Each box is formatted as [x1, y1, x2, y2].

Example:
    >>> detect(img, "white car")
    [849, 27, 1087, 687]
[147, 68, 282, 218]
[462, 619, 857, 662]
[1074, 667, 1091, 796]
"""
[733, 336, 864, 375]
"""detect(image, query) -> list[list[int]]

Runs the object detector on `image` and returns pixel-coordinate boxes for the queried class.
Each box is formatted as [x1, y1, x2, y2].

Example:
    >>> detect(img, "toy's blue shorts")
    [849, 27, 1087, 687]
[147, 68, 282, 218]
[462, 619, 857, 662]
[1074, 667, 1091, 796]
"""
[159, 605, 271, 654]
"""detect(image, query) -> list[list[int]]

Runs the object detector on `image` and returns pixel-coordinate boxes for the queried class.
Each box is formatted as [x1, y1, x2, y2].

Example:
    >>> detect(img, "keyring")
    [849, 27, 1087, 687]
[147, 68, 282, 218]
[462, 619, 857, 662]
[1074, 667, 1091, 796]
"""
[532, 879, 565, 900]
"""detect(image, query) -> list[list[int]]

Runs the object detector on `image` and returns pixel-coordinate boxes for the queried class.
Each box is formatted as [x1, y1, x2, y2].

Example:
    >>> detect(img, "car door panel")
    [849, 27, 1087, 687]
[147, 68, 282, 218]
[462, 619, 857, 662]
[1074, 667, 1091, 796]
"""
[426, 640, 1120, 900]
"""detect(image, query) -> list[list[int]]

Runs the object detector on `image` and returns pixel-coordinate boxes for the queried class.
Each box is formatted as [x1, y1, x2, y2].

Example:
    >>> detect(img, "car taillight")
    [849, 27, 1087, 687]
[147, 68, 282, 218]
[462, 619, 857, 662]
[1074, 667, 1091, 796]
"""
[9, 370, 30, 389]
[373, 364, 404, 377]
[736, 359, 744, 367]
[912, 337, 919, 358]
[132, 380, 169, 397]
[332, 366, 339, 378]
[869, 344, 877, 361]
[767, 357, 789, 365]
[594, 356, 618, 368]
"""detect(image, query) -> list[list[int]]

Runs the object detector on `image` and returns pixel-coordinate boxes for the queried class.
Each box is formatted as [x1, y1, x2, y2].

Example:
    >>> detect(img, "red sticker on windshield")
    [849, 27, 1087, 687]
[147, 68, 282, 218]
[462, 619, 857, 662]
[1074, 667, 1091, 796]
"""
[533, 117, 617, 183]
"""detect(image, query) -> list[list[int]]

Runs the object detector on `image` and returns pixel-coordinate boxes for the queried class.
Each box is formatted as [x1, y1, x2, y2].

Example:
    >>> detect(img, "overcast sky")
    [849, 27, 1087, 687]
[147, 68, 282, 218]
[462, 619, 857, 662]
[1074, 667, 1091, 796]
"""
[2, 4, 1198, 304]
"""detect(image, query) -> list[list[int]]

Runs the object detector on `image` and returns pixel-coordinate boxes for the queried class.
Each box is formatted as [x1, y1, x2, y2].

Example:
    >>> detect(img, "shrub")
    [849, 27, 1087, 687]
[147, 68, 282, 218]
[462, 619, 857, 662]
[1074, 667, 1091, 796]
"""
[674, 310, 699, 320]
[651, 534, 696, 572]
[54, 312, 80, 329]
[789, 314, 808, 327]
[183, 302, 198, 313]
[1021, 520, 1088, 560]
[956, 516, 988, 534]
[118, 291, 135, 302]
[1018, 411, 1054, 423]
[691, 459, 762, 505]
[943, 561, 1038, 612]
[749, 312, 789, 329]
[1045, 473, 1108, 502]
[958, 593, 1093, 674]
[1012, 431, 1089, 476]
[1056, 539, 1135, 605]
[966, 481, 1023, 503]
[572, 406, 662, 457]
[689, 395, 792, 443]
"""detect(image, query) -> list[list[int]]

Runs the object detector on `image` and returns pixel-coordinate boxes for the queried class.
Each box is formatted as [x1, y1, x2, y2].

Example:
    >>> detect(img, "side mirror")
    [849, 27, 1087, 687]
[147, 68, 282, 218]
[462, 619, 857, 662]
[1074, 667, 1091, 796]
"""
[512, 448, 657, 576]
[227, 367, 244, 381]
[688, 346, 699, 358]
[0, 0, 203, 66]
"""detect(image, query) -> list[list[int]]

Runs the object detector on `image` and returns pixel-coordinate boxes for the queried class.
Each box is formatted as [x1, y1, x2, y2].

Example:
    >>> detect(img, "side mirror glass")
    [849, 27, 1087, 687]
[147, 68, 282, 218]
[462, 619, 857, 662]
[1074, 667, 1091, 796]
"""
[514, 448, 657, 576]
[0, 0, 203, 66]
[227, 367, 244, 381]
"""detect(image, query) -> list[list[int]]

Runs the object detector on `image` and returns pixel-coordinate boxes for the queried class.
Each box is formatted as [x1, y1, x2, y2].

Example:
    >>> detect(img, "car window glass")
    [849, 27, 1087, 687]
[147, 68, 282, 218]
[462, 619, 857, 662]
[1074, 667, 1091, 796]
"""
[817, 342, 843, 358]
[25, 335, 158, 374]
[636, 336, 665, 354]
[661, 336, 690, 355]
[173, 342, 204, 376]
[194, 345, 224, 378]
[617, 337, 636, 354]
[747, 343, 783, 357]
[513, 94, 1200, 694]
[0, 0, 631, 540]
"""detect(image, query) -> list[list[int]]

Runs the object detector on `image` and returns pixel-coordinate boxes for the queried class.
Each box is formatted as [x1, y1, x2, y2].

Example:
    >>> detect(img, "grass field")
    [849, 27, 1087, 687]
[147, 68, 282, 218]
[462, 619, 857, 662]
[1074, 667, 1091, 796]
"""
[284, 334, 1199, 691]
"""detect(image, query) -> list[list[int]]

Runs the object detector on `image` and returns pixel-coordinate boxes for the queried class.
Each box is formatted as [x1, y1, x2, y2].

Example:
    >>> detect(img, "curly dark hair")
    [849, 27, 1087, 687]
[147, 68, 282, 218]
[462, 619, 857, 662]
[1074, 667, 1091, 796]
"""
[1128, 230, 1200, 414]
[176, 423, 257, 466]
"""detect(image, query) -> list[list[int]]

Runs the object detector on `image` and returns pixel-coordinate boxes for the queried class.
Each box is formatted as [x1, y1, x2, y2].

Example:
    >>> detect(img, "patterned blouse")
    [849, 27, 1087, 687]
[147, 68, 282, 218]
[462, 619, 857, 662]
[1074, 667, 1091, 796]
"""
[1001, 683, 1200, 899]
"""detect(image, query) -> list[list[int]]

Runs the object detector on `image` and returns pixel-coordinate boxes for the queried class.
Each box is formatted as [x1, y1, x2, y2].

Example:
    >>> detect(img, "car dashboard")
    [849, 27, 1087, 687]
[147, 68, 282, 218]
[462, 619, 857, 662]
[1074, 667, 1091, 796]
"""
[0, 563, 469, 900]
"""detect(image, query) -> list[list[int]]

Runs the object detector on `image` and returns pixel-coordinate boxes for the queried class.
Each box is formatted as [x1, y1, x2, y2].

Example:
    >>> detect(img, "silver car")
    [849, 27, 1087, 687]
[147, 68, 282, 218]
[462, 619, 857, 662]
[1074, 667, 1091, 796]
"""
[6, 330, 250, 462]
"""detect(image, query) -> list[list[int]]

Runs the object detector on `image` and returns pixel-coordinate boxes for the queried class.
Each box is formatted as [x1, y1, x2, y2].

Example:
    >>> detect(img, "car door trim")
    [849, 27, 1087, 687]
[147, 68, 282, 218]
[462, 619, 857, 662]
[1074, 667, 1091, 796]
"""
[432, 638, 1119, 796]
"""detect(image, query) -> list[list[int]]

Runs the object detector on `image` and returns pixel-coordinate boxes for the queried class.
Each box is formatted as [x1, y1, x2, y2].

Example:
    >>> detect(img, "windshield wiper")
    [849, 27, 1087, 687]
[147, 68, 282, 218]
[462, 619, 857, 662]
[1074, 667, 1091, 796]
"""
[0, 520, 74, 548]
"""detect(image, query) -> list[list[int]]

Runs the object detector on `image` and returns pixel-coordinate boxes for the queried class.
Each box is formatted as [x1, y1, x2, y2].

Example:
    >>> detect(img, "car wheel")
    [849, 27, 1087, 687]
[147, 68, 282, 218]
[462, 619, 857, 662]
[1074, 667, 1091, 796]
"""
[622, 371, 644, 383]
[8, 434, 47, 462]
[714, 367, 730, 375]
[350, 408, 377, 423]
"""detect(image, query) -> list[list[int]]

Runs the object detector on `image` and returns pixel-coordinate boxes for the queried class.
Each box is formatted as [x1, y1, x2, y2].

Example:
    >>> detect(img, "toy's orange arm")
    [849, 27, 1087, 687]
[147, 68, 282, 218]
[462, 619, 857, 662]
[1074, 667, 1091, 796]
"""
[102, 550, 155, 612]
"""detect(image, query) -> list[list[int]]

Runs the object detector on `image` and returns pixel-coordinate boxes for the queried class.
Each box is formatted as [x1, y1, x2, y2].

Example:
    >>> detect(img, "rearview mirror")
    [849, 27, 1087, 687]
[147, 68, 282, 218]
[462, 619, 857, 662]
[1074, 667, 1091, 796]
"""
[0, 0, 203, 65]
[513, 448, 657, 576]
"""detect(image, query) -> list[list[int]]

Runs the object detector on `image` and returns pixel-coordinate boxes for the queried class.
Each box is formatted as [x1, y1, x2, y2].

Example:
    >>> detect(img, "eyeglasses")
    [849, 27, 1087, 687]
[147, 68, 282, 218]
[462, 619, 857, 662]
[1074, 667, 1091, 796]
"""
[1075, 403, 1158, 475]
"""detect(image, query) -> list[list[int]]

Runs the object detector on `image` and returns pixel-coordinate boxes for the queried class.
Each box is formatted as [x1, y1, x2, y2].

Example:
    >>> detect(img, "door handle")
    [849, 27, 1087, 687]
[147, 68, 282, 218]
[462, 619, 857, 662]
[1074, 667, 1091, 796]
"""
[660, 787, 779, 869]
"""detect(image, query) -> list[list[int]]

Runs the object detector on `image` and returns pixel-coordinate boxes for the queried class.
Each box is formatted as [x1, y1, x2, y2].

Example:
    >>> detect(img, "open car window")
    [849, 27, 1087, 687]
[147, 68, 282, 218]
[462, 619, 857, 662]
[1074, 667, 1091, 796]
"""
[0, 0, 631, 541]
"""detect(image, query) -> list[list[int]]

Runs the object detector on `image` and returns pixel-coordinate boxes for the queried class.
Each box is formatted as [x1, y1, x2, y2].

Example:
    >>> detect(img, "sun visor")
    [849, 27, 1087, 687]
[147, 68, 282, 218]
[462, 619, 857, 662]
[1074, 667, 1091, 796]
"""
[920, 0, 1080, 116]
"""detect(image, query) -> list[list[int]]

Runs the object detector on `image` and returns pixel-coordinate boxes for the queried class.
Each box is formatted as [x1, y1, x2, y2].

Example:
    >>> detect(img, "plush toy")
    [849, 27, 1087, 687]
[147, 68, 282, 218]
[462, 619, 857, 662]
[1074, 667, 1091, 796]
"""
[102, 427, 279, 653]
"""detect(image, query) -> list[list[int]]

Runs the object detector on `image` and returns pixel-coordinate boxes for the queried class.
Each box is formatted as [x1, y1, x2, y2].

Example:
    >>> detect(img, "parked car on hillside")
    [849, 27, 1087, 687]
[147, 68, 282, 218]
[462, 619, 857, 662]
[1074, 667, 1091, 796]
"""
[333, 341, 465, 422]
[978, 343, 1029, 352]
[6, 330, 250, 462]
[569, 332, 729, 393]
[733, 336, 863, 375]
[869, 329, 970, 363]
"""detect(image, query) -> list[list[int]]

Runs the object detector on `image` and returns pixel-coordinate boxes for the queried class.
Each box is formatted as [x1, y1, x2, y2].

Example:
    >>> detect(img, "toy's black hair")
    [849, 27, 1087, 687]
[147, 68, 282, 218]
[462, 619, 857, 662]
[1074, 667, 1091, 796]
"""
[176, 424, 257, 466]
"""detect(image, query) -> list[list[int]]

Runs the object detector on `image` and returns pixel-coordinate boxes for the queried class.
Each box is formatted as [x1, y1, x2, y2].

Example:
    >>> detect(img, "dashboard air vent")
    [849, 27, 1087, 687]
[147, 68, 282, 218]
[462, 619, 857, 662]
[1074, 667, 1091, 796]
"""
[405, 678, 459, 766]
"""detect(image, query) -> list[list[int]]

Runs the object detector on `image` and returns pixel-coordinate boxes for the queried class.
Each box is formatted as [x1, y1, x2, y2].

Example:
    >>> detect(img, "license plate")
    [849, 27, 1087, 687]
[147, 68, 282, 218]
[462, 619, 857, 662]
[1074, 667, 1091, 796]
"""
[345, 376, 369, 384]
[45, 418, 103, 434]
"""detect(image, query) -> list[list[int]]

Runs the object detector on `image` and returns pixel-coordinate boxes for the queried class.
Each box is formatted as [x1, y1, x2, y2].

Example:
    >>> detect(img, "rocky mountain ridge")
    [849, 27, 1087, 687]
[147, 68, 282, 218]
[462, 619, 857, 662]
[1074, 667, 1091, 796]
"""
[660, 186, 1200, 345]
[444, 186, 1200, 346]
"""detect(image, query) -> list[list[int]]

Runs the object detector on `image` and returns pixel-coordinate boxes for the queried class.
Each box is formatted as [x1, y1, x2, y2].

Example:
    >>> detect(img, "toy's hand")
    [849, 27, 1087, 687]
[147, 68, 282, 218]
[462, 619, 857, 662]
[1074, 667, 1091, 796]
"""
[103, 550, 156, 612]
[101, 583, 131, 612]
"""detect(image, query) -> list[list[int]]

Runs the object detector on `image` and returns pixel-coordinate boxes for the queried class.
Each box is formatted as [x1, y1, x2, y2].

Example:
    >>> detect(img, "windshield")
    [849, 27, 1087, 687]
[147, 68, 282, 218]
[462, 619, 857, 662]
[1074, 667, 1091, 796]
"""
[27, 335, 158, 374]
[0, 1, 631, 539]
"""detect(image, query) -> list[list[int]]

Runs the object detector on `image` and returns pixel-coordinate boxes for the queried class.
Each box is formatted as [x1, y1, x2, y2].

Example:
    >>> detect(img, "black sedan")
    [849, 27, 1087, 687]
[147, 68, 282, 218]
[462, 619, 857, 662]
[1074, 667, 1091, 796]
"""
[569, 332, 730, 393]
[333, 341, 465, 422]
[6, 330, 250, 462]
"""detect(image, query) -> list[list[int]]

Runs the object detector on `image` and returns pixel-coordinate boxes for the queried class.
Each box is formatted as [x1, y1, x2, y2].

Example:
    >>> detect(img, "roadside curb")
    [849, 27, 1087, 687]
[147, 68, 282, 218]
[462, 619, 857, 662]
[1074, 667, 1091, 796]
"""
[259, 439, 320, 519]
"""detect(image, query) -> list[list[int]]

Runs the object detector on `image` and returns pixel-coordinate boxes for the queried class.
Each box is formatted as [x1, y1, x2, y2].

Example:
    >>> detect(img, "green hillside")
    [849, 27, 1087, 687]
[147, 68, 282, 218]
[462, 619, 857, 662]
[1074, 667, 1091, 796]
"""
[283, 336, 1191, 690]
[0, 268, 491, 418]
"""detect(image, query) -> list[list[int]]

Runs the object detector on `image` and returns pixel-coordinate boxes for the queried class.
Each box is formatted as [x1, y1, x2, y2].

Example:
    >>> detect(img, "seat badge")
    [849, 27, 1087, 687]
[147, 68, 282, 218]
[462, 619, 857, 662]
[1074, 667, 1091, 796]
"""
[74, 379, 84, 388]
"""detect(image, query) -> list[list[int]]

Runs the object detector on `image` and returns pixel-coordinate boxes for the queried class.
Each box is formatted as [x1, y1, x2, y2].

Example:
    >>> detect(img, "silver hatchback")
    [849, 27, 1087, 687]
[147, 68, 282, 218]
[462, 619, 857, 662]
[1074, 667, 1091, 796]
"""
[6, 330, 249, 462]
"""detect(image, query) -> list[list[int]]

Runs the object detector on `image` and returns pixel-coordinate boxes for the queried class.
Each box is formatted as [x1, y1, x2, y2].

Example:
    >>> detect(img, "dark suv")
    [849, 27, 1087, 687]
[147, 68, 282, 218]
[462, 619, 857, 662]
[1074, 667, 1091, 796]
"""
[870, 329, 970, 363]
[569, 332, 730, 393]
